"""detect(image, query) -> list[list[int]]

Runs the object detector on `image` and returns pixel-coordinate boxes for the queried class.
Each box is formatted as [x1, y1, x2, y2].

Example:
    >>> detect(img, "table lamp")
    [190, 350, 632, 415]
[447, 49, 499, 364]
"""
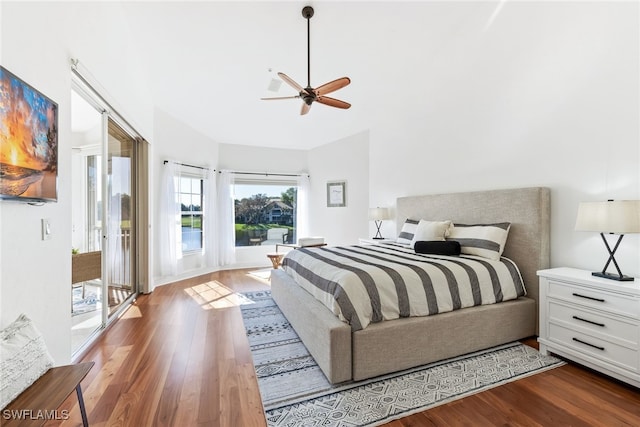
[575, 200, 640, 281]
[369, 207, 390, 239]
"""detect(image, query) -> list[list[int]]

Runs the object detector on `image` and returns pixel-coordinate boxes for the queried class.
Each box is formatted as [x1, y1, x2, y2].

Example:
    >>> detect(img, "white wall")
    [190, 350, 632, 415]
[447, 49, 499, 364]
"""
[0, 2, 153, 364]
[308, 131, 369, 245]
[367, 1, 640, 277]
[217, 143, 308, 174]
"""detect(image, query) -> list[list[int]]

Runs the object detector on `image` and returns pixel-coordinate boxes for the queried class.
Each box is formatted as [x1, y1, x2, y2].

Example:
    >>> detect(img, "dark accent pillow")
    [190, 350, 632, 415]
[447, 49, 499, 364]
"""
[414, 240, 461, 256]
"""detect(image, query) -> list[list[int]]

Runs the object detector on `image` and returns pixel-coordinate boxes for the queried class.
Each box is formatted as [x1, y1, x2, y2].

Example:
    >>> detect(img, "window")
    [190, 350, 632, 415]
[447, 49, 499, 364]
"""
[179, 176, 203, 253]
[233, 180, 297, 247]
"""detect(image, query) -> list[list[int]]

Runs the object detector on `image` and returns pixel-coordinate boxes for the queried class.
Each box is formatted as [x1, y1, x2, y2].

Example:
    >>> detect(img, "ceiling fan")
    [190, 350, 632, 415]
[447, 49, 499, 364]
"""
[262, 6, 351, 115]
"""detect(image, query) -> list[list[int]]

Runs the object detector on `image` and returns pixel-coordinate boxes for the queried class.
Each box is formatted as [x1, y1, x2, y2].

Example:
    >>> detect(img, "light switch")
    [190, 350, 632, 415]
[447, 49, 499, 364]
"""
[41, 218, 52, 240]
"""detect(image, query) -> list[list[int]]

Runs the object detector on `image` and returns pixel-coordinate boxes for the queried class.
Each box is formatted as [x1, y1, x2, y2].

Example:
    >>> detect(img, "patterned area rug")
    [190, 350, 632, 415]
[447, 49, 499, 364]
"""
[72, 285, 101, 315]
[240, 291, 564, 427]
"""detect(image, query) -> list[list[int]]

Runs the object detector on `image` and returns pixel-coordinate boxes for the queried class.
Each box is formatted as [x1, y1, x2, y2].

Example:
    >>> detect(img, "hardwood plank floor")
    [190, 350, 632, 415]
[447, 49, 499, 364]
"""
[50, 268, 640, 426]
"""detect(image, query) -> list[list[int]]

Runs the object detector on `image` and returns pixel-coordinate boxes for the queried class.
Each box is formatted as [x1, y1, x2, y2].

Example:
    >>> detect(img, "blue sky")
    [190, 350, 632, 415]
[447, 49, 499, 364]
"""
[232, 183, 291, 200]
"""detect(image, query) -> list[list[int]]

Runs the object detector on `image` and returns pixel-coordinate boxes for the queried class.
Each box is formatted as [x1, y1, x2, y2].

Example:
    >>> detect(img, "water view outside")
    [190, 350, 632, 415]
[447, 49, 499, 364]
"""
[181, 220, 202, 251]
[180, 176, 203, 252]
[234, 183, 297, 247]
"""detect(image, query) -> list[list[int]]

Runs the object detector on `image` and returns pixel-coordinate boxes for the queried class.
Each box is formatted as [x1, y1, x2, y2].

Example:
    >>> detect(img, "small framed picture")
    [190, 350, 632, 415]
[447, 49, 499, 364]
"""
[327, 181, 346, 207]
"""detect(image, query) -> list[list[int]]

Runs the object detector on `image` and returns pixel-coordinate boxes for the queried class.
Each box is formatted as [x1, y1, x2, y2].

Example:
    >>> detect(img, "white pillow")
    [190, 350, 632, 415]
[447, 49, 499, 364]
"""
[410, 220, 453, 247]
[396, 218, 420, 245]
[447, 222, 511, 260]
[0, 314, 54, 409]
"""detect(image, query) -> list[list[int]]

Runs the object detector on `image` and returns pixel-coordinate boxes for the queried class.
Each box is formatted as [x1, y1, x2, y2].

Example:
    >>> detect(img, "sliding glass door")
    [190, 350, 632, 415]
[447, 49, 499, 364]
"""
[105, 119, 137, 315]
[71, 89, 103, 354]
[71, 83, 144, 356]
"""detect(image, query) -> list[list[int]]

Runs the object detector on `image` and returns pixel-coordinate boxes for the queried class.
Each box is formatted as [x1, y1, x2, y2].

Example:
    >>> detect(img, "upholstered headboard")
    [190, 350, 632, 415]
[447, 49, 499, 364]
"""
[396, 187, 551, 309]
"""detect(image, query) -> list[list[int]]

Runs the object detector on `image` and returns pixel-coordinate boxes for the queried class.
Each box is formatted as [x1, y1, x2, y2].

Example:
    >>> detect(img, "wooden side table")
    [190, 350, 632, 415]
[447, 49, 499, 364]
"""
[267, 253, 284, 269]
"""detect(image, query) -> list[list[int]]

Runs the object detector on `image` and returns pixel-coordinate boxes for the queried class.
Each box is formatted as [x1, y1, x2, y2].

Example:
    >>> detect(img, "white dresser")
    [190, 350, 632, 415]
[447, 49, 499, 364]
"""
[537, 267, 640, 388]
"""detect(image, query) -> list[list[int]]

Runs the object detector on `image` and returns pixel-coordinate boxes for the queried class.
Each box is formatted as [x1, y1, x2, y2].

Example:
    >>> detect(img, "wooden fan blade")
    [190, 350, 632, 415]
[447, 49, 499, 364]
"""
[261, 96, 300, 100]
[316, 96, 351, 109]
[300, 102, 311, 115]
[278, 72, 304, 93]
[315, 77, 351, 96]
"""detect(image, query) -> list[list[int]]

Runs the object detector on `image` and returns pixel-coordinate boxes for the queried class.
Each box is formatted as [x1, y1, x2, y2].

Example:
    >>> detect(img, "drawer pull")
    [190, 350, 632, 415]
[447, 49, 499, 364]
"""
[572, 337, 605, 351]
[572, 292, 605, 303]
[572, 316, 605, 328]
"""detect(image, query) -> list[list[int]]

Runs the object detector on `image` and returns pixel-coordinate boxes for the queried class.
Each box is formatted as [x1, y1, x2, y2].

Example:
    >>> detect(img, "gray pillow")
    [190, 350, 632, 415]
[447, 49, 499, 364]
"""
[396, 218, 420, 245]
[447, 222, 511, 260]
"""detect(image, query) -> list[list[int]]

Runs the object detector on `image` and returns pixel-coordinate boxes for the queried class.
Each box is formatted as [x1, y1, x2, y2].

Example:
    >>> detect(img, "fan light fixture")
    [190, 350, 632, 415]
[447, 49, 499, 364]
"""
[261, 6, 351, 115]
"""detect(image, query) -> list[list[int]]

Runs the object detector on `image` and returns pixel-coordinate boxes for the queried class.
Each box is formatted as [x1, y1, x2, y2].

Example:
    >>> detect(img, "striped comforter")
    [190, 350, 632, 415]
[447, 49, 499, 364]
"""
[281, 243, 526, 331]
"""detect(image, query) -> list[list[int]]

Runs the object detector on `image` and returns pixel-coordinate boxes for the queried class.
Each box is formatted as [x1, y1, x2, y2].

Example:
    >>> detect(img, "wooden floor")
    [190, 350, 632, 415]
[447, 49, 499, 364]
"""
[51, 268, 640, 426]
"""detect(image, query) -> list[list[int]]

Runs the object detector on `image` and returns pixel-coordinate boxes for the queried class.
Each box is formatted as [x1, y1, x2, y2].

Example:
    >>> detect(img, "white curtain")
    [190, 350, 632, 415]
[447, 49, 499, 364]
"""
[202, 167, 217, 268]
[296, 174, 310, 242]
[107, 159, 123, 287]
[159, 161, 180, 276]
[217, 170, 236, 266]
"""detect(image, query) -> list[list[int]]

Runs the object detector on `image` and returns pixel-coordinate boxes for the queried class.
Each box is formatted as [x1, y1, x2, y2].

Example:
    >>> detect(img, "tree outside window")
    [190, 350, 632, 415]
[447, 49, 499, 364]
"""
[233, 182, 297, 246]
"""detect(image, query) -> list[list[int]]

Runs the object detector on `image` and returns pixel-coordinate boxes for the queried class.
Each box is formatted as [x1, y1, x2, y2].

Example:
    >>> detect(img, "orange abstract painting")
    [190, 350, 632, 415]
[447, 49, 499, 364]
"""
[0, 66, 58, 201]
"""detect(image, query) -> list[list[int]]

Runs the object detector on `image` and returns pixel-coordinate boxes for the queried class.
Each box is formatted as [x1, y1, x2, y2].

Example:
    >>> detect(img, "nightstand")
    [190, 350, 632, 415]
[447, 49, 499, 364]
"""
[358, 238, 395, 245]
[537, 267, 640, 388]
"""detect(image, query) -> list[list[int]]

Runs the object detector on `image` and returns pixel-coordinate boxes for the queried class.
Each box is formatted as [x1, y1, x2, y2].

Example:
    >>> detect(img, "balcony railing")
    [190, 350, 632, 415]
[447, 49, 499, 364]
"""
[90, 226, 131, 288]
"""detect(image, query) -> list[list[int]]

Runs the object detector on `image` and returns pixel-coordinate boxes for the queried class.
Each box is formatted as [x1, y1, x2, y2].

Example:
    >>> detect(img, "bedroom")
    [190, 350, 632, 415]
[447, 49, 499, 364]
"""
[0, 0, 638, 425]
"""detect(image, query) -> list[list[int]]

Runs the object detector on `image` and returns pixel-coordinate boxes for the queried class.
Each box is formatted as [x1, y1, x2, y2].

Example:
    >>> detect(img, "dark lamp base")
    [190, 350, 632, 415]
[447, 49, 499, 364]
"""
[592, 271, 635, 282]
[372, 237, 385, 240]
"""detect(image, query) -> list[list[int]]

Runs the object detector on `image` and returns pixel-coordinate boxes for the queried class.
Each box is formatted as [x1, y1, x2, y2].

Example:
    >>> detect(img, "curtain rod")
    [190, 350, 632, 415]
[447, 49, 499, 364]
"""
[163, 164, 305, 176]
[222, 170, 309, 178]
[163, 160, 212, 171]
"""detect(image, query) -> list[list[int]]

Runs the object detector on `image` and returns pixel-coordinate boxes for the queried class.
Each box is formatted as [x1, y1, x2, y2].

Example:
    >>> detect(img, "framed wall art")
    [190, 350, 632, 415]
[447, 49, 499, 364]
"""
[326, 181, 346, 207]
[0, 66, 58, 203]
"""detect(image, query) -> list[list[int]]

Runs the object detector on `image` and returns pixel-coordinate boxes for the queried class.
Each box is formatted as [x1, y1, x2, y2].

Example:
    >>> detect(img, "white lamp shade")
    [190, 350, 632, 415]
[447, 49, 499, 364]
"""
[575, 200, 640, 234]
[368, 207, 390, 221]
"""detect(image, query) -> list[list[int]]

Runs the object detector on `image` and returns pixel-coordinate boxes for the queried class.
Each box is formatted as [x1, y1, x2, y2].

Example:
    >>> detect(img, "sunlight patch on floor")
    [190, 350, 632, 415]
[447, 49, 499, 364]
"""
[247, 268, 272, 284]
[71, 310, 102, 355]
[184, 280, 253, 310]
[121, 304, 143, 319]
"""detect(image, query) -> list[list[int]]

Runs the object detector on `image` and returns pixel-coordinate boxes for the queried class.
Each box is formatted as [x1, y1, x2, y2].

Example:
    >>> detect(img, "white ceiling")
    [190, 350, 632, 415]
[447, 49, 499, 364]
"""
[116, 1, 505, 150]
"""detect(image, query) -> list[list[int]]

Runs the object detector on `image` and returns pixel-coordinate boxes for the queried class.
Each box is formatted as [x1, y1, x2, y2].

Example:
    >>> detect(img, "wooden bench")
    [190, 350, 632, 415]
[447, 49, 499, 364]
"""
[2, 362, 94, 427]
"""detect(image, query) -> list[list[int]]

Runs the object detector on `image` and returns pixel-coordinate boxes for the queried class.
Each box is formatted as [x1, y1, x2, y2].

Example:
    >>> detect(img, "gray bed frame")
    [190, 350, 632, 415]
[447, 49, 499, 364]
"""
[271, 187, 550, 383]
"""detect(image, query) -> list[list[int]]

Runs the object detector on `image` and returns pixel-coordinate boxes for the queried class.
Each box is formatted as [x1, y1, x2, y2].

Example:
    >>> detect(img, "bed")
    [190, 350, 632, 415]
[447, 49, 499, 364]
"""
[271, 187, 550, 384]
